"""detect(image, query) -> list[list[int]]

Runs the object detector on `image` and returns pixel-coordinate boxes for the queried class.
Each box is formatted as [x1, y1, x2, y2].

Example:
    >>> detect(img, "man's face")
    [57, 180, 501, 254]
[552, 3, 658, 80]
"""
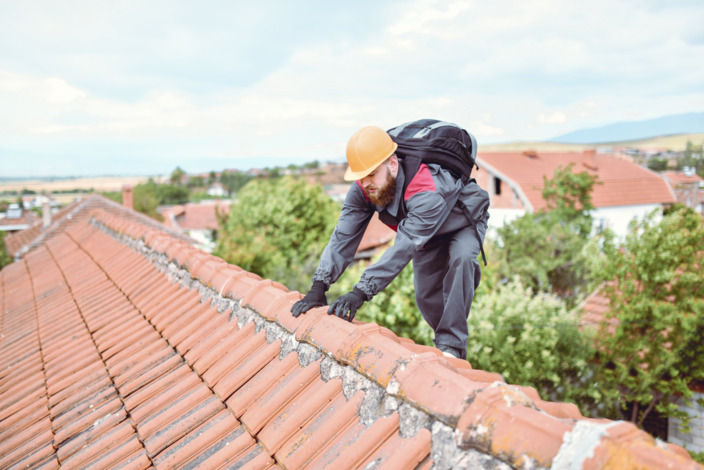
[360, 160, 397, 207]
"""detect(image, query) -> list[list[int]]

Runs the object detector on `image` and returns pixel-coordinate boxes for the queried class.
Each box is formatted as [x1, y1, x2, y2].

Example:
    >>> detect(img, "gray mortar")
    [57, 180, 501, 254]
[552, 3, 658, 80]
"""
[431, 422, 512, 470]
[92, 217, 519, 470]
[297, 342, 323, 367]
[551, 420, 620, 470]
[398, 402, 432, 438]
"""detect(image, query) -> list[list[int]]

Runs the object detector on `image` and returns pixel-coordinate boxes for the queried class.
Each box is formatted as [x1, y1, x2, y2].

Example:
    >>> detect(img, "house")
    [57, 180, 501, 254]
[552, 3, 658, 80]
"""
[580, 288, 704, 456]
[160, 200, 232, 252]
[475, 150, 676, 238]
[662, 170, 704, 214]
[0, 203, 40, 234]
[206, 183, 229, 198]
[1, 194, 700, 468]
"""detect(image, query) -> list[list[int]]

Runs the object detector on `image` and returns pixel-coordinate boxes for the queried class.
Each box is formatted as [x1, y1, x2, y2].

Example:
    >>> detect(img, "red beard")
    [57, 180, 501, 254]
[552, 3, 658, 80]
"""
[367, 170, 396, 207]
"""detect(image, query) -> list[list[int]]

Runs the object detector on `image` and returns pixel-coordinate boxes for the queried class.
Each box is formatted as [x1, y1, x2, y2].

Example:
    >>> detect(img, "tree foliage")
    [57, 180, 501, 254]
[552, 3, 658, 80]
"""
[220, 170, 253, 195]
[170, 166, 186, 185]
[0, 231, 13, 269]
[215, 176, 339, 292]
[133, 179, 163, 220]
[466, 277, 602, 415]
[133, 179, 189, 220]
[596, 207, 704, 428]
[497, 163, 601, 306]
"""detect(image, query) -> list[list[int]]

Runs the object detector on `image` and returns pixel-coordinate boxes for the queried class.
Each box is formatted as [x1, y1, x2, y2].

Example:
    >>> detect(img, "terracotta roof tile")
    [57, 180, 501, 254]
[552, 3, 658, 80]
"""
[1, 194, 701, 469]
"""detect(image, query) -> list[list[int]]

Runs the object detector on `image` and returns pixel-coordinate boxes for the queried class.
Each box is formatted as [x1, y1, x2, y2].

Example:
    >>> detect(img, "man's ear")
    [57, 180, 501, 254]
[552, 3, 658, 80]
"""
[388, 154, 399, 176]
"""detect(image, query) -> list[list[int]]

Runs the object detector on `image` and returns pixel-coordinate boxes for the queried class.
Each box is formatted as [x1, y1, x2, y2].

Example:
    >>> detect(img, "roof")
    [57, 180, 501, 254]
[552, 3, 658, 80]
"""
[1, 195, 700, 469]
[4, 196, 192, 259]
[663, 171, 703, 186]
[478, 151, 676, 211]
[162, 201, 231, 232]
[0, 208, 39, 232]
[356, 212, 396, 256]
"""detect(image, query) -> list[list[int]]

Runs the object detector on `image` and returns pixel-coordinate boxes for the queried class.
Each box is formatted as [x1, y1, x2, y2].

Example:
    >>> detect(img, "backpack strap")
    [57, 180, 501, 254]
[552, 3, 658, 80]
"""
[400, 155, 422, 197]
[401, 157, 487, 266]
[456, 198, 487, 266]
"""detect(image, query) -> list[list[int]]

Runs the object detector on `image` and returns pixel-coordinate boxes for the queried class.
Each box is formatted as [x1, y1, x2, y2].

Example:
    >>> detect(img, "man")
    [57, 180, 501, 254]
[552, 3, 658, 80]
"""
[290, 124, 489, 359]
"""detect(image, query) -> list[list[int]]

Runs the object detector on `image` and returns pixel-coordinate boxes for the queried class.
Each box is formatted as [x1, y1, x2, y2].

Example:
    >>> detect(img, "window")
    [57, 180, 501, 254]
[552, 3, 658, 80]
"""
[494, 177, 502, 196]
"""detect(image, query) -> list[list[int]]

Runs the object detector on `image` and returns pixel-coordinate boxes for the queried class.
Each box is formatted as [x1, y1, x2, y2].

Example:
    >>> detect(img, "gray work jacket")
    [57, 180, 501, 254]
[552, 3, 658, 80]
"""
[313, 162, 490, 299]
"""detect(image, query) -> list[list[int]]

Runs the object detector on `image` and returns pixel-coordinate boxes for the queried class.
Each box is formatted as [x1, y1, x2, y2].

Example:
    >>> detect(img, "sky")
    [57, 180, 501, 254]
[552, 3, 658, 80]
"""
[1, 0, 703, 178]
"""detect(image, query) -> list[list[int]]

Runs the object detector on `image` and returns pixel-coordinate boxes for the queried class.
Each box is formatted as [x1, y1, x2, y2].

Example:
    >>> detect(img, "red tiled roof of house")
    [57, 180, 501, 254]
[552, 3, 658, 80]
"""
[357, 212, 396, 254]
[663, 171, 703, 186]
[161, 201, 231, 232]
[0, 208, 39, 230]
[1, 194, 700, 469]
[478, 151, 676, 211]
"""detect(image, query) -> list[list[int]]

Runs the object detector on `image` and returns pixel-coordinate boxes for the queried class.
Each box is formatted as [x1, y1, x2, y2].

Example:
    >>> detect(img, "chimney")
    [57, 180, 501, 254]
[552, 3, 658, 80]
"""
[582, 150, 598, 171]
[523, 150, 538, 159]
[42, 196, 51, 228]
[122, 185, 134, 210]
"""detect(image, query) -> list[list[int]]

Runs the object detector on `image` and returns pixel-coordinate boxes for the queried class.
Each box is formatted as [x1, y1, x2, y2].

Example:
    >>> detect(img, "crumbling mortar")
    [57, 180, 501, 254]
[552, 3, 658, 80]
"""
[91, 215, 514, 470]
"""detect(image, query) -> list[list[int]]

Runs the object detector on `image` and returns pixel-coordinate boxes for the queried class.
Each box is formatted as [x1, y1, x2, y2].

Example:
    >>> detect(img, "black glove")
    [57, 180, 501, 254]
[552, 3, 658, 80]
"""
[328, 287, 367, 322]
[291, 281, 328, 317]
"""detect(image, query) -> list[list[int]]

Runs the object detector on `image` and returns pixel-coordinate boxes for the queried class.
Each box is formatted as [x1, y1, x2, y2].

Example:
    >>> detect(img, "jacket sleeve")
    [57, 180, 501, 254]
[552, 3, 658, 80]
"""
[354, 190, 450, 298]
[312, 184, 373, 287]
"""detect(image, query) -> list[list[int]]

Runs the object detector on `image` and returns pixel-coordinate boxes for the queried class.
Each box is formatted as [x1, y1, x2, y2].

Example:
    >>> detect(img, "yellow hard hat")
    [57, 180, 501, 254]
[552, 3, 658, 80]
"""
[344, 125, 398, 181]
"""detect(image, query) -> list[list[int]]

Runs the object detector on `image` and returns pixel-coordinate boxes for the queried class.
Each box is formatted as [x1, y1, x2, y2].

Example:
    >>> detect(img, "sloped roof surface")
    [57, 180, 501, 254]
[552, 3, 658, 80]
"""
[162, 202, 231, 232]
[0, 208, 39, 230]
[478, 151, 676, 211]
[356, 212, 396, 254]
[663, 171, 703, 186]
[1, 195, 700, 469]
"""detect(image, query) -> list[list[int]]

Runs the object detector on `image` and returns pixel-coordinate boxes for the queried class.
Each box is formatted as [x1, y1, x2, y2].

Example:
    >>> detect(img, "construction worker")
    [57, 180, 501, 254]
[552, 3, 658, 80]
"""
[291, 125, 490, 359]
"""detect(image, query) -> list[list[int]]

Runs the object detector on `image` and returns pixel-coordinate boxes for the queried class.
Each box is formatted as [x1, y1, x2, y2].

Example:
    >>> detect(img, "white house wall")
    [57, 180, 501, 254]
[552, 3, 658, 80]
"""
[592, 204, 663, 239]
[669, 391, 704, 454]
[486, 204, 664, 241]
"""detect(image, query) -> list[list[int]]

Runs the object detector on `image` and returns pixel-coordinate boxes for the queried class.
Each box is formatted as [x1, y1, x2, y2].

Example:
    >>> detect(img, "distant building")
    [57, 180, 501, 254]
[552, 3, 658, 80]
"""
[475, 150, 676, 238]
[0, 203, 39, 233]
[662, 170, 704, 214]
[161, 200, 232, 252]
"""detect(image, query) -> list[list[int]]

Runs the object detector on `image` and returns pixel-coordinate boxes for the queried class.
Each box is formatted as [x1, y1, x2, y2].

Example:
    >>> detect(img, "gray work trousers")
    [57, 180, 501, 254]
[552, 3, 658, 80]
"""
[412, 220, 487, 358]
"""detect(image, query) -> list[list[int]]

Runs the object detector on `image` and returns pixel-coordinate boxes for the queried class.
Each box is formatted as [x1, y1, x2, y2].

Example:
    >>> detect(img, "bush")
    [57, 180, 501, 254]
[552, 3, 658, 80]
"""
[215, 176, 339, 292]
[466, 277, 603, 415]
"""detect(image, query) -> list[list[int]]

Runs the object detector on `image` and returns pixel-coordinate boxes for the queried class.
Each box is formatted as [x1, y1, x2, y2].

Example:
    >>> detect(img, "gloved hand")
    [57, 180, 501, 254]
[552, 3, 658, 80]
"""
[291, 281, 328, 317]
[328, 288, 367, 322]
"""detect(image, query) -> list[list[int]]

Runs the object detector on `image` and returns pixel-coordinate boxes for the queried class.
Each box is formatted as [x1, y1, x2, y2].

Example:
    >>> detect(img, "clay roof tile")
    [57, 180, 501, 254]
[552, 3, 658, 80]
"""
[0, 194, 700, 469]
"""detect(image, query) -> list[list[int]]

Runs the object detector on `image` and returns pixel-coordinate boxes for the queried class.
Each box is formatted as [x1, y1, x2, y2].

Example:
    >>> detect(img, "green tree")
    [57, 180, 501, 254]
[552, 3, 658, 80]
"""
[647, 158, 668, 172]
[170, 166, 186, 185]
[188, 176, 204, 188]
[596, 207, 704, 429]
[220, 170, 252, 195]
[466, 277, 601, 415]
[156, 184, 189, 205]
[215, 176, 339, 292]
[497, 164, 601, 305]
[0, 231, 13, 269]
[133, 179, 162, 220]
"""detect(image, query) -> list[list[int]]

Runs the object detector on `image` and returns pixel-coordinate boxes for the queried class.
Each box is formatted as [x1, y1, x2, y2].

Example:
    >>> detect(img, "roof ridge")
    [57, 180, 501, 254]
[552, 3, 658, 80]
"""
[86, 208, 701, 469]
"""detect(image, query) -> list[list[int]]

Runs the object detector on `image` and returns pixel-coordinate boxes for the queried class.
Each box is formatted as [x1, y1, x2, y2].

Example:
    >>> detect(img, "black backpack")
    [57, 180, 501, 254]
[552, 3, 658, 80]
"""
[387, 119, 487, 265]
[387, 119, 478, 185]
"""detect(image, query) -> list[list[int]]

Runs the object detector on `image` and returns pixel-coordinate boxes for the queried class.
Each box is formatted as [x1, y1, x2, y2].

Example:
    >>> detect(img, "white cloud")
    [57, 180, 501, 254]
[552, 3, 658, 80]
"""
[0, 0, 702, 176]
[538, 112, 567, 125]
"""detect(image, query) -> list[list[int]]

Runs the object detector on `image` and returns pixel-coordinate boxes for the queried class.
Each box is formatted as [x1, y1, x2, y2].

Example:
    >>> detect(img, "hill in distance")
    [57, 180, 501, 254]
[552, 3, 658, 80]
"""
[549, 112, 704, 144]
[481, 132, 704, 153]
